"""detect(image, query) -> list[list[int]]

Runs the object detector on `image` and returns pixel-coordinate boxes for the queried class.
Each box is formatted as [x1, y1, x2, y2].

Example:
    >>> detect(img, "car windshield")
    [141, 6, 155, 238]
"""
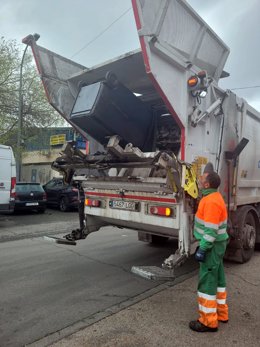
[45, 179, 66, 188]
[16, 184, 44, 192]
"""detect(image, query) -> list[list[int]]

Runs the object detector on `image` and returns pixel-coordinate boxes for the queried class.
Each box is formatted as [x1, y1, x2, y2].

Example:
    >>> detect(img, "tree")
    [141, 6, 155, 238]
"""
[0, 37, 63, 151]
[0, 37, 19, 143]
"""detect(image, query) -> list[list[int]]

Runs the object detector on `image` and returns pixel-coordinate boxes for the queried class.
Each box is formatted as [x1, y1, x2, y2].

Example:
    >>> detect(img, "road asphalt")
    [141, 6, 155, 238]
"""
[41, 251, 260, 347]
[0, 219, 79, 242]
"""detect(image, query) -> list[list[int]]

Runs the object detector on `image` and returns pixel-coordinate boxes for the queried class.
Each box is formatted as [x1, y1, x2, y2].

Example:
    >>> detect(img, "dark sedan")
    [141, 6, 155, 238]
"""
[14, 183, 47, 213]
[43, 178, 81, 212]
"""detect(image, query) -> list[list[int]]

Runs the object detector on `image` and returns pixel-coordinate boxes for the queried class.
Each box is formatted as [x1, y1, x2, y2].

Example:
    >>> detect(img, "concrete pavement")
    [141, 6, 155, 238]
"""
[47, 251, 260, 347]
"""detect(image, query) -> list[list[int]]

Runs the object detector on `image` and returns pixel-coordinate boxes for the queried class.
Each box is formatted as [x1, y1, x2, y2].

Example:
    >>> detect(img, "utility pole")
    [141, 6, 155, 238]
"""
[17, 33, 40, 181]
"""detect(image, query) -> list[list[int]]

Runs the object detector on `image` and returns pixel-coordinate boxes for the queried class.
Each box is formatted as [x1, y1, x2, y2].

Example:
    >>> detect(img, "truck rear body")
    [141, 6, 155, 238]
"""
[28, 0, 260, 265]
[82, 177, 180, 236]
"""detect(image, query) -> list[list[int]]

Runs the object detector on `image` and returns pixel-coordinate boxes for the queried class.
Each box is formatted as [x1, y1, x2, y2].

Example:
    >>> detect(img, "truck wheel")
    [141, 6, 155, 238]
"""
[59, 197, 70, 212]
[239, 211, 256, 263]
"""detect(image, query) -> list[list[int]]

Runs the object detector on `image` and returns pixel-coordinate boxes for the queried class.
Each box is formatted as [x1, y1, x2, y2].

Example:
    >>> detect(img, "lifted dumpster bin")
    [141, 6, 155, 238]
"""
[70, 75, 156, 152]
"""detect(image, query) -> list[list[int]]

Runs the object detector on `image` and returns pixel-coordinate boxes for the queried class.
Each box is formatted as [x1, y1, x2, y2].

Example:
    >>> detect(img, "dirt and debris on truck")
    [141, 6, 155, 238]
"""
[27, 0, 260, 279]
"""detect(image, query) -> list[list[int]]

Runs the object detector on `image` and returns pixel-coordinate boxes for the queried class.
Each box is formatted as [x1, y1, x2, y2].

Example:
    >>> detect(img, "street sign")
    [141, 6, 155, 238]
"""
[50, 134, 66, 146]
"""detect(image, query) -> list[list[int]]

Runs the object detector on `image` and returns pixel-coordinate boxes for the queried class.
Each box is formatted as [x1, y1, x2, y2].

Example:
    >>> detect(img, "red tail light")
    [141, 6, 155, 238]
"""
[43, 192, 47, 200]
[10, 177, 16, 200]
[11, 177, 16, 189]
[85, 199, 101, 207]
[149, 206, 172, 217]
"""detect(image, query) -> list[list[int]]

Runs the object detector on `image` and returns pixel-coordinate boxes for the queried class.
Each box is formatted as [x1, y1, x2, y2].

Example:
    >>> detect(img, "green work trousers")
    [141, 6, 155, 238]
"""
[198, 240, 227, 295]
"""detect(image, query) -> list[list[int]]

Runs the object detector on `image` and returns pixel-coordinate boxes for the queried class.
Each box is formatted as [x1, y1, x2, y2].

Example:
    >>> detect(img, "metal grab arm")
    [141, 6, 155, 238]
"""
[190, 98, 222, 127]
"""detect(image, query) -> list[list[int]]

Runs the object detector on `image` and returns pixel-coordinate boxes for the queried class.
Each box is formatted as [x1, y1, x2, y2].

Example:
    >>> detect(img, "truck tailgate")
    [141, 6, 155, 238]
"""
[83, 178, 180, 236]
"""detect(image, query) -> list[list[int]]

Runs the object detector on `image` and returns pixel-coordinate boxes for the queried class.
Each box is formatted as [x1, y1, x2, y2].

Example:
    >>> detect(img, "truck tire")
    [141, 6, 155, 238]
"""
[59, 197, 70, 212]
[239, 211, 256, 263]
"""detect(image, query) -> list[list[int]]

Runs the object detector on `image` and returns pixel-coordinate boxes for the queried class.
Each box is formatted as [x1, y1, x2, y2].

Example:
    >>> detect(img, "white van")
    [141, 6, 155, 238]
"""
[0, 145, 16, 213]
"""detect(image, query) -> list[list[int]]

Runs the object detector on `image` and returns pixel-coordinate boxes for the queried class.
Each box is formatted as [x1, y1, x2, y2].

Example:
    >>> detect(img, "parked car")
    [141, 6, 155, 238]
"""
[14, 183, 47, 213]
[43, 178, 81, 212]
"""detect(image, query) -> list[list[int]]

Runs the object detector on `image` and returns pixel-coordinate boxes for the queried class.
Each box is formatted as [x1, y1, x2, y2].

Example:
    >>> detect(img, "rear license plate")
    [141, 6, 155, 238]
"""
[109, 200, 138, 211]
[26, 202, 39, 206]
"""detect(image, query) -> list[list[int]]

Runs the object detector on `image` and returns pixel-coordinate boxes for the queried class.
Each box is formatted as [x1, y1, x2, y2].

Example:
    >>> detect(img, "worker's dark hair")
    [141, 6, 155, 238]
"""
[203, 162, 214, 174]
[205, 172, 221, 189]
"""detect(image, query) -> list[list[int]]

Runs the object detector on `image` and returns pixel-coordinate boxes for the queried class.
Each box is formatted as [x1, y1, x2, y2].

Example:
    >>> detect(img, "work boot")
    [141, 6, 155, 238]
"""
[189, 320, 218, 332]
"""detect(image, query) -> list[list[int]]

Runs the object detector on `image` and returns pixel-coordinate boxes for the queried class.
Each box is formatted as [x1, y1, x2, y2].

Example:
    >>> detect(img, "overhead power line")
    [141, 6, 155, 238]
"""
[230, 85, 260, 91]
[70, 7, 132, 59]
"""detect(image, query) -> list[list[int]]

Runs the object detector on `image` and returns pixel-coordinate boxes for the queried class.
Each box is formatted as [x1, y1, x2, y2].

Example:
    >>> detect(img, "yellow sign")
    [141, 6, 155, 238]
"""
[182, 165, 199, 199]
[50, 134, 66, 146]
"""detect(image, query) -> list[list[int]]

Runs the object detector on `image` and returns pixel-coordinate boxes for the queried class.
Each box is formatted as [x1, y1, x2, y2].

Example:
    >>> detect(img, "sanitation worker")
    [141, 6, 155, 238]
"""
[189, 170, 229, 332]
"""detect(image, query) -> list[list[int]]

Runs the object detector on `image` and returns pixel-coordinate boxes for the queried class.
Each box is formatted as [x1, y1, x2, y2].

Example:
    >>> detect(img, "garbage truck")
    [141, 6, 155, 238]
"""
[27, 0, 260, 277]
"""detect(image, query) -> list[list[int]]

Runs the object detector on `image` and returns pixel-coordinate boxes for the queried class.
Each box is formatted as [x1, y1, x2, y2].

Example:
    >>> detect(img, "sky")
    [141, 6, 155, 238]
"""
[0, 0, 259, 111]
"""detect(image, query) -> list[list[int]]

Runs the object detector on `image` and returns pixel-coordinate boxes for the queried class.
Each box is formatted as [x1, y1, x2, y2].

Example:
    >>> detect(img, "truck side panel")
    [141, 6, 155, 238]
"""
[236, 101, 260, 206]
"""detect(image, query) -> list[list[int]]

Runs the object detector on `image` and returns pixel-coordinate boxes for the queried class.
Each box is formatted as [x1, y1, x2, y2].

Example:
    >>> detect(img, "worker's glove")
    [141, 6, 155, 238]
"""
[195, 248, 206, 262]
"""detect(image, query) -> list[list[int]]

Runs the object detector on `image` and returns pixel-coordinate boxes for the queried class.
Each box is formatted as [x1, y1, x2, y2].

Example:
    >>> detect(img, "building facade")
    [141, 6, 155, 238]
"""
[21, 127, 87, 184]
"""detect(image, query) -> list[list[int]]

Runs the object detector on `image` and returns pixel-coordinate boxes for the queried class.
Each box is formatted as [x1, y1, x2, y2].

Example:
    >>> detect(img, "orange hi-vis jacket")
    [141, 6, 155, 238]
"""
[194, 189, 229, 251]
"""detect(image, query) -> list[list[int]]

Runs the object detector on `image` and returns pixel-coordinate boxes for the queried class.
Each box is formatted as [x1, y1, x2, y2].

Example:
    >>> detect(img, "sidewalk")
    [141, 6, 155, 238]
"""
[48, 251, 260, 347]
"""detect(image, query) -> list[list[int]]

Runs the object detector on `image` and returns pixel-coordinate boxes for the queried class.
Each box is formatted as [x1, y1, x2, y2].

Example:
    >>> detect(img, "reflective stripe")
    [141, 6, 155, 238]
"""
[219, 219, 227, 227]
[196, 227, 227, 236]
[199, 304, 217, 314]
[217, 299, 226, 305]
[217, 291, 227, 300]
[195, 217, 228, 237]
[195, 227, 204, 235]
[198, 292, 216, 301]
[204, 221, 218, 230]
[195, 216, 204, 224]
[203, 234, 216, 242]
[217, 287, 226, 292]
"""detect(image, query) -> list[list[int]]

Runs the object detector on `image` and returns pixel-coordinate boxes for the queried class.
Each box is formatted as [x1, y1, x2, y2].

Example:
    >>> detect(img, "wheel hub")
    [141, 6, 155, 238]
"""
[243, 224, 256, 249]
